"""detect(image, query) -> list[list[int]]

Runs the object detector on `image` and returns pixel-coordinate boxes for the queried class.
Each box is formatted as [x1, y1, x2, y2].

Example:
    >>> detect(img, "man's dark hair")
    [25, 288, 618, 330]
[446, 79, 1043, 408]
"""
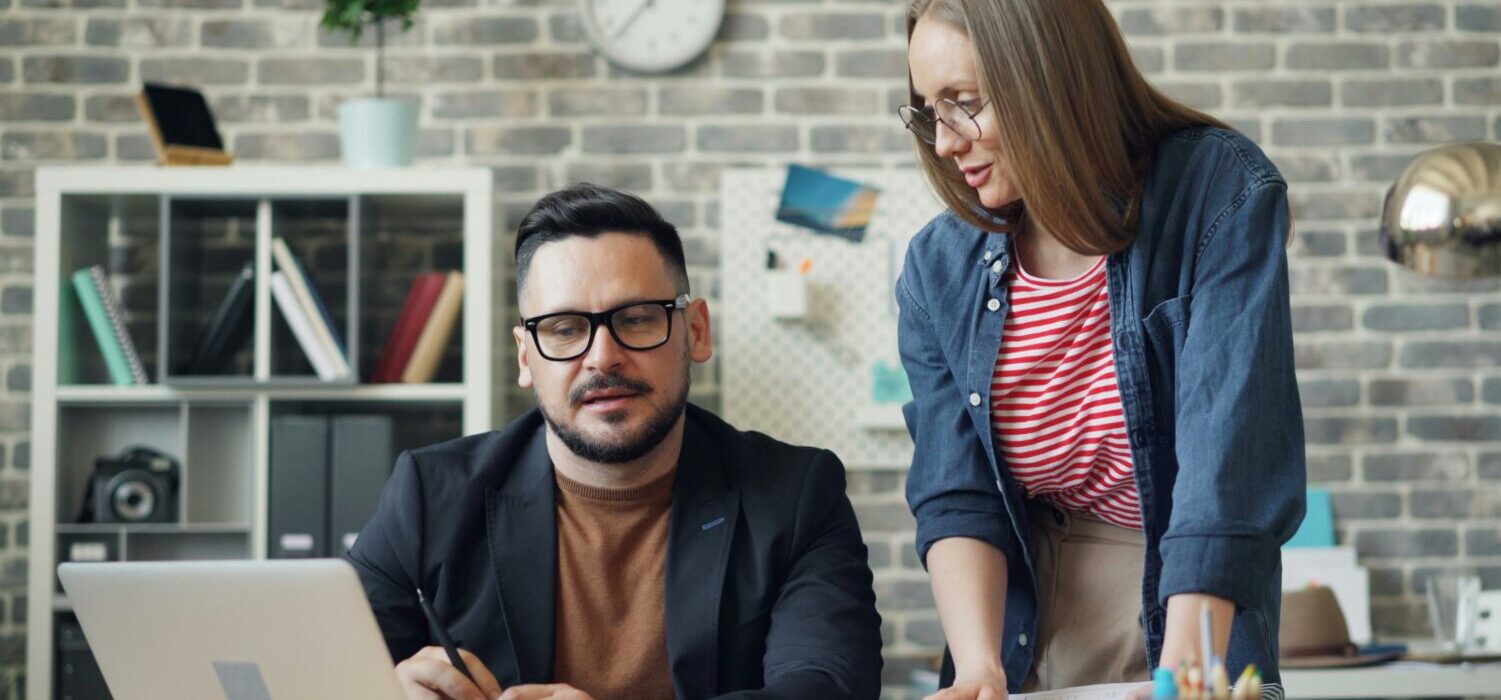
[514, 183, 689, 303]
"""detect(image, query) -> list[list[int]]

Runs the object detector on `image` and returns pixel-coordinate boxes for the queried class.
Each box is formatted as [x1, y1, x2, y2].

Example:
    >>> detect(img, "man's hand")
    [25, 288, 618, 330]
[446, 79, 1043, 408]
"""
[396, 646, 504, 700]
[923, 668, 1008, 700]
[499, 684, 597, 700]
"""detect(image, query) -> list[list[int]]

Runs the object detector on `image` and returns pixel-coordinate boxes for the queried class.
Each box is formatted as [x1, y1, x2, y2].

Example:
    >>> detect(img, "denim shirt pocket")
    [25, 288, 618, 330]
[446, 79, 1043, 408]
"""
[1140, 295, 1192, 444]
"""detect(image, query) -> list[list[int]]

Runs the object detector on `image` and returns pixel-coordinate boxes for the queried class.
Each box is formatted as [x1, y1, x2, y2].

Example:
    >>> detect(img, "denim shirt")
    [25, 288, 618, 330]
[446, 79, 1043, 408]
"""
[897, 127, 1307, 693]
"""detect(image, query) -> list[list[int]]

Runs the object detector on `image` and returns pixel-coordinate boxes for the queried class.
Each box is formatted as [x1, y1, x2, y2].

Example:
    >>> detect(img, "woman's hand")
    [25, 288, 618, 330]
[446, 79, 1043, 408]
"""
[924, 668, 1009, 700]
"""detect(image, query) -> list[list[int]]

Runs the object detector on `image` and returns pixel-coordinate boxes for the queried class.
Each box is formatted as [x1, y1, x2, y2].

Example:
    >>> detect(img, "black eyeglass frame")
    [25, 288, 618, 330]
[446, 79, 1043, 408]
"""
[897, 98, 992, 146]
[522, 294, 691, 361]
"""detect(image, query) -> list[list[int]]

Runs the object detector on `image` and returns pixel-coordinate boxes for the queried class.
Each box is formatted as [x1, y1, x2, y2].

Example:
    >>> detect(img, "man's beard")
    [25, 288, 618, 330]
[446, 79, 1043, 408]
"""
[538, 370, 690, 464]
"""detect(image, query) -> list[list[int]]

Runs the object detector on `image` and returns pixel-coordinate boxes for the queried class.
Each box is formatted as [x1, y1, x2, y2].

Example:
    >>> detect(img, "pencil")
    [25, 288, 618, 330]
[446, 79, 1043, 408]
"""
[416, 587, 477, 684]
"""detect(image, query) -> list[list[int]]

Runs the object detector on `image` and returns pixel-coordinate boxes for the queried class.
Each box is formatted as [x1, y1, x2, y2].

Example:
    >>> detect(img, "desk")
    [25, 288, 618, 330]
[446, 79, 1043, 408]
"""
[1282, 666, 1501, 698]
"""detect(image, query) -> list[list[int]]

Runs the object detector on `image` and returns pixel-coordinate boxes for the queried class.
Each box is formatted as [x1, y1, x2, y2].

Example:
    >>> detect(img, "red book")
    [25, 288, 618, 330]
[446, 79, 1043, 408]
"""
[371, 273, 448, 382]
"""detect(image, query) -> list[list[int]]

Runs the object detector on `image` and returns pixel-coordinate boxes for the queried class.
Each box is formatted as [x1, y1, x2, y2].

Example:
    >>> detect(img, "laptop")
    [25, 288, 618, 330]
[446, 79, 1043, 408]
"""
[58, 559, 405, 700]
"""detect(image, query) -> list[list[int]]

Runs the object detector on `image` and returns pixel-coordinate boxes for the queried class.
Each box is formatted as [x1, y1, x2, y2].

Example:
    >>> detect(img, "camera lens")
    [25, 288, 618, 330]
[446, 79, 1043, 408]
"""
[108, 475, 158, 522]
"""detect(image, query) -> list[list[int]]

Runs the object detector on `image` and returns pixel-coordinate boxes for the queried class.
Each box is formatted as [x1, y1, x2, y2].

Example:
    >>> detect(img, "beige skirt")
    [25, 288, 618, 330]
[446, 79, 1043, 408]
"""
[1021, 501, 1152, 693]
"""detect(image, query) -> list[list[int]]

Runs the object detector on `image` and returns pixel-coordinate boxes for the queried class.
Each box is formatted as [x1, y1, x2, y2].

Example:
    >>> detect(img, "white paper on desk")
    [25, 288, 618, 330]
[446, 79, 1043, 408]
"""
[1282, 548, 1372, 645]
[1013, 682, 1141, 700]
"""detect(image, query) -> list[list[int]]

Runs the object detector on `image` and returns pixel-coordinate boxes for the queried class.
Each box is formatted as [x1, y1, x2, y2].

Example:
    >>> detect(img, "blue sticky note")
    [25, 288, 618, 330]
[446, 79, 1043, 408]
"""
[1285, 488, 1336, 548]
[872, 361, 914, 405]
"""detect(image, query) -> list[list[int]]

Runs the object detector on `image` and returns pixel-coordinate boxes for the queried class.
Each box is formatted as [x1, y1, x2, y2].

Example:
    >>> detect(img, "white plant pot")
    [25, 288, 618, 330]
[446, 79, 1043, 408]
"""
[338, 97, 418, 168]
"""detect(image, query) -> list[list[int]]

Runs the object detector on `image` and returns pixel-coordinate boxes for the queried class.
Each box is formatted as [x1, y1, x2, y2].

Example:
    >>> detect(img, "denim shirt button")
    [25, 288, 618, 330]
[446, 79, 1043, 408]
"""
[987, 298, 1001, 312]
[991, 260, 1003, 274]
[1018, 632, 1029, 647]
[983, 250, 993, 262]
[968, 392, 982, 406]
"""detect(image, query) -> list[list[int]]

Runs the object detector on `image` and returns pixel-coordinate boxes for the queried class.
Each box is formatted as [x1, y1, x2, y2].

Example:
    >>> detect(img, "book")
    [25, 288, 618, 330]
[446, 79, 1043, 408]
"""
[400, 271, 464, 384]
[371, 272, 447, 383]
[271, 271, 340, 381]
[71, 266, 146, 385]
[270, 238, 349, 379]
[182, 260, 255, 375]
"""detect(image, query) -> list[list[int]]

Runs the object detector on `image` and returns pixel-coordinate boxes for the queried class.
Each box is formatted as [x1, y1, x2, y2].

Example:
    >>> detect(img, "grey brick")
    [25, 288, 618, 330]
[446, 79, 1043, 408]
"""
[1355, 529, 1457, 558]
[1286, 43, 1388, 71]
[142, 58, 248, 86]
[1290, 231, 1347, 257]
[1483, 452, 1501, 479]
[1290, 266, 1388, 295]
[721, 50, 824, 79]
[1, 132, 107, 160]
[1350, 153, 1423, 183]
[259, 57, 364, 85]
[1132, 46, 1165, 75]
[1276, 155, 1340, 183]
[1234, 7, 1336, 33]
[1295, 340, 1392, 370]
[6, 365, 28, 392]
[1157, 82, 1222, 110]
[1458, 4, 1501, 31]
[780, 13, 885, 41]
[0, 171, 34, 198]
[385, 57, 483, 84]
[432, 17, 537, 45]
[138, 0, 240, 8]
[1118, 7, 1224, 36]
[0, 18, 75, 45]
[232, 132, 339, 161]
[1292, 304, 1353, 332]
[434, 91, 535, 120]
[697, 125, 798, 153]
[1273, 118, 1376, 147]
[548, 88, 649, 117]
[835, 49, 907, 79]
[1397, 40, 1500, 69]
[1343, 79, 1443, 108]
[21, 0, 123, 6]
[315, 22, 424, 50]
[0, 59, 12, 85]
[1413, 490, 1501, 518]
[1231, 80, 1331, 108]
[1369, 378, 1474, 406]
[494, 52, 596, 81]
[811, 125, 911, 154]
[22, 56, 128, 84]
[1408, 415, 1501, 442]
[905, 616, 946, 648]
[1366, 452, 1469, 482]
[549, 13, 581, 43]
[201, 19, 306, 49]
[853, 501, 916, 534]
[1481, 304, 1500, 331]
[663, 162, 726, 193]
[1400, 341, 1501, 369]
[0, 94, 73, 122]
[1386, 116, 1489, 144]
[563, 163, 653, 193]
[0, 288, 28, 315]
[1370, 567, 1406, 596]
[1304, 417, 1398, 445]
[659, 87, 762, 116]
[1308, 454, 1354, 483]
[211, 95, 310, 124]
[116, 134, 158, 161]
[718, 12, 769, 41]
[416, 128, 455, 158]
[1332, 491, 1402, 519]
[1466, 529, 1501, 556]
[488, 166, 536, 193]
[1392, 268, 1501, 294]
[775, 87, 880, 116]
[1291, 190, 1383, 221]
[467, 126, 570, 156]
[0, 209, 34, 239]
[866, 541, 892, 570]
[582, 125, 685, 155]
[1363, 303, 1469, 332]
[10, 442, 24, 471]
[1347, 4, 1446, 33]
[874, 578, 936, 611]
[1174, 43, 1276, 72]
[1456, 78, 1501, 105]
[1299, 378, 1360, 407]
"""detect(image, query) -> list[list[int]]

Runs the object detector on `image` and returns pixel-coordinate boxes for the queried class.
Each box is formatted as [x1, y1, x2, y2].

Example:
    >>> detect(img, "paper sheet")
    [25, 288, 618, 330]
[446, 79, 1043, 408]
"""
[1013, 683, 1142, 699]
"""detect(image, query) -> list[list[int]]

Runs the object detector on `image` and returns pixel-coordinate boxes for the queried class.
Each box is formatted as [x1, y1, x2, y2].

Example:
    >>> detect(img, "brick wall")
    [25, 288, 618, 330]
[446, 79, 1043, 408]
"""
[2, 0, 1500, 697]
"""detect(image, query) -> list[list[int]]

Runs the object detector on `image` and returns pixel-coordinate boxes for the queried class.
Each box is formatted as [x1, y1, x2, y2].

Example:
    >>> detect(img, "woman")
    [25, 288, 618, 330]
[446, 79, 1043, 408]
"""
[895, 2, 1306, 699]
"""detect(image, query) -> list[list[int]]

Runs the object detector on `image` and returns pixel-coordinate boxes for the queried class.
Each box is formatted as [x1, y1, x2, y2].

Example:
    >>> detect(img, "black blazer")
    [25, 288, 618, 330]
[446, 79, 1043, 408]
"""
[347, 404, 883, 699]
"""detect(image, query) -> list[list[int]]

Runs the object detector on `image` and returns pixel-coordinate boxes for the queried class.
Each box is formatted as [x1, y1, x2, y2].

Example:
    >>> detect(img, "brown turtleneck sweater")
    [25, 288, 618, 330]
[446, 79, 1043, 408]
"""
[552, 466, 677, 700]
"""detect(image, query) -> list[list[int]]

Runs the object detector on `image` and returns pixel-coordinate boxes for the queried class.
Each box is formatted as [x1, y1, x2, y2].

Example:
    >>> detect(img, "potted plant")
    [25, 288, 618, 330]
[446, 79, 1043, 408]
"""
[322, 0, 420, 167]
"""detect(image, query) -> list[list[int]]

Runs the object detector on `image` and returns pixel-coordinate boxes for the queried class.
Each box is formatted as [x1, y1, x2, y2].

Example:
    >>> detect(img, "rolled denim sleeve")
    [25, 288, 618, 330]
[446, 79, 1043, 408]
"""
[1158, 180, 1307, 609]
[897, 250, 1019, 568]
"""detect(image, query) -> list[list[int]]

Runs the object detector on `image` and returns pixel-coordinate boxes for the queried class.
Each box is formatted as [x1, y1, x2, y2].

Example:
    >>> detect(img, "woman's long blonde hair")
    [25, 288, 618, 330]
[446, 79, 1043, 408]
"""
[908, 0, 1230, 254]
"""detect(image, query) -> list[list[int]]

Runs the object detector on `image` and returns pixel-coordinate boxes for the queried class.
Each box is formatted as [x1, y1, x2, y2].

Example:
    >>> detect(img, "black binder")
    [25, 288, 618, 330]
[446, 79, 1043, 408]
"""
[269, 415, 329, 558]
[329, 415, 394, 554]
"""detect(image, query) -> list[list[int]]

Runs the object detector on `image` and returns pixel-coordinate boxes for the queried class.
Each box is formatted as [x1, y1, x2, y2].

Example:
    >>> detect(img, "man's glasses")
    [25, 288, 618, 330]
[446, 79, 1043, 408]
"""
[897, 98, 990, 146]
[522, 295, 690, 362]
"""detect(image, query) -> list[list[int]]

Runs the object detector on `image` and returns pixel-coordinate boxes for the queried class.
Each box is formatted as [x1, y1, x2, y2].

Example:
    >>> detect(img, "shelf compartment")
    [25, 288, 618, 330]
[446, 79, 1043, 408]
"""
[269, 198, 355, 381]
[184, 403, 254, 526]
[58, 194, 162, 387]
[126, 531, 250, 561]
[162, 198, 259, 382]
[357, 194, 466, 384]
[55, 405, 183, 527]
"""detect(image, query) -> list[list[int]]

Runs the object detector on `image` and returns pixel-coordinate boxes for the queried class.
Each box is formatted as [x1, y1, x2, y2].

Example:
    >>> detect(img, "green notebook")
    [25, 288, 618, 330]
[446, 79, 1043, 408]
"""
[71, 267, 134, 385]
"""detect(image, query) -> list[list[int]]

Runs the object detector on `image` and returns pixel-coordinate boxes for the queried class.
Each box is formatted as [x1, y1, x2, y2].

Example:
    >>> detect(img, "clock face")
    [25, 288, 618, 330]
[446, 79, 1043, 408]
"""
[580, 0, 726, 74]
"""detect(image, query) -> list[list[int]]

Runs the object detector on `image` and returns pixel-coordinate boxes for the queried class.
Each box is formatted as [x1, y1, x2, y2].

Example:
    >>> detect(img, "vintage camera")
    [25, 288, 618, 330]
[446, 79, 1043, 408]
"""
[78, 447, 180, 524]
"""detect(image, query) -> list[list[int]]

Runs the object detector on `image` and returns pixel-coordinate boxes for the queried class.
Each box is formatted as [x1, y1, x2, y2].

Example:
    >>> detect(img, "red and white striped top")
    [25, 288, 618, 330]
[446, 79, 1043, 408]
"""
[991, 255, 1142, 530]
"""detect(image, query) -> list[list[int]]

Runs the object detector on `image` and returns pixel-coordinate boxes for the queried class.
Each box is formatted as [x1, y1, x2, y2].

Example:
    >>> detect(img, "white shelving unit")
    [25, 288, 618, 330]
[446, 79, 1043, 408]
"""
[27, 166, 498, 700]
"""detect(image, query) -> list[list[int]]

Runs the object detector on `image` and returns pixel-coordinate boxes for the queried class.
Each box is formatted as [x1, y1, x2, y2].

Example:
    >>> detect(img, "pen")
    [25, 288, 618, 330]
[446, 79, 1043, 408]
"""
[416, 587, 476, 684]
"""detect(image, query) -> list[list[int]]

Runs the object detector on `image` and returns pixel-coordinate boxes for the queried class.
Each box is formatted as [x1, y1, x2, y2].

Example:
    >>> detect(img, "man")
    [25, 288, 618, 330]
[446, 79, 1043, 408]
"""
[349, 183, 883, 700]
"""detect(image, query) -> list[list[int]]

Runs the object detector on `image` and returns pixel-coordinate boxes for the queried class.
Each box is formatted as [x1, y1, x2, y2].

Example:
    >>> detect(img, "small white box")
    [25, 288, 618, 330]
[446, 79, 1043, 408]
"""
[766, 270, 809, 320]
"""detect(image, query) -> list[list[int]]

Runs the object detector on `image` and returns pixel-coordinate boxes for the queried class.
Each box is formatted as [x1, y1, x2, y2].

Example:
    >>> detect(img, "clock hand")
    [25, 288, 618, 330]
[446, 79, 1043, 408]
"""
[611, 0, 656, 40]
